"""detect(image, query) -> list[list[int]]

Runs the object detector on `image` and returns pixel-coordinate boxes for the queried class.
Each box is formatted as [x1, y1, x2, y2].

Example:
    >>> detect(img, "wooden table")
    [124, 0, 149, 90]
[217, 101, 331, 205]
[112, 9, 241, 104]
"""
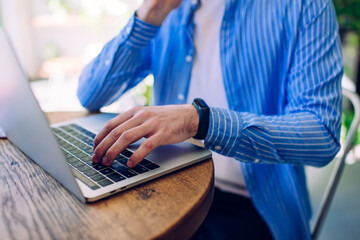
[0, 112, 214, 240]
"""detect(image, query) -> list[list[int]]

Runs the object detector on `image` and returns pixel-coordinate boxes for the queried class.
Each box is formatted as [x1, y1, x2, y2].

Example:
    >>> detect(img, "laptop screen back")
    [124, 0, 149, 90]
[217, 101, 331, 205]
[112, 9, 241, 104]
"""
[0, 29, 84, 202]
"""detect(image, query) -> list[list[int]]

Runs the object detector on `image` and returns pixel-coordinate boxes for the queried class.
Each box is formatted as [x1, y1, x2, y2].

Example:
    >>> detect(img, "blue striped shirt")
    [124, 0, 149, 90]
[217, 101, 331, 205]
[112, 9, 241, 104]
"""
[77, 0, 343, 239]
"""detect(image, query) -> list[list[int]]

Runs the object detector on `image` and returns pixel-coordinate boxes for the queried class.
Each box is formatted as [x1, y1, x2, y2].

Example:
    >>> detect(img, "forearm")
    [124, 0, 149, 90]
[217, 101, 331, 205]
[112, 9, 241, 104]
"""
[77, 15, 159, 111]
[205, 108, 341, 167]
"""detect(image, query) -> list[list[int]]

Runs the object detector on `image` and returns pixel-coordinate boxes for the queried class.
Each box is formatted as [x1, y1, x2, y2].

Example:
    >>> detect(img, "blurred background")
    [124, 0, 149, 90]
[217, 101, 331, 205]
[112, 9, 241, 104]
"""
[0, 0, 360, 239]
[0, 0, 152, 113]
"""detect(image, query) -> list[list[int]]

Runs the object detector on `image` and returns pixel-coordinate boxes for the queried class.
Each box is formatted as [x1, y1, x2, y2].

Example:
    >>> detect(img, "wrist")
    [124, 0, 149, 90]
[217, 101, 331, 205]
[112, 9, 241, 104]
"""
[136, 1, 175, 26]
[188, 104, 200, 137]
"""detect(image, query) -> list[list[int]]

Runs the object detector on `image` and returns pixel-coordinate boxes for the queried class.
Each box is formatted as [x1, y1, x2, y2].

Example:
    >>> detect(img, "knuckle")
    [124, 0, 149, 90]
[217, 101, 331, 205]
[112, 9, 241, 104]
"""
[161, 125, 170, 133]
[148, 119, 159, 128]
[142, 140, 154, 150]
[104, 121, 113, 131]
[131, 106, 142, 113]
[105, 150, 116, 161]
[156, 134, 166, 144]
[137, 109, 151, 119]
[121, 131, 133, 142]
[110, 129, 121, 139]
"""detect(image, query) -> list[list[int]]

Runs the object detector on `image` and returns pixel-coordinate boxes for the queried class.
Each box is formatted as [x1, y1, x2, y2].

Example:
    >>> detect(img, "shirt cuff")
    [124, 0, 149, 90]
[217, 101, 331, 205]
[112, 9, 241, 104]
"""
[122, 13, 160, 49]
[204, 107, 244, 156]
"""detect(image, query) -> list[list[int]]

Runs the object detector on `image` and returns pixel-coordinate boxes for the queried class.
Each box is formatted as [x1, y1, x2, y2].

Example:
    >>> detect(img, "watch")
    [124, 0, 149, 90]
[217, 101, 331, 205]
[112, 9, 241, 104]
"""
[192, 98, 210, 140]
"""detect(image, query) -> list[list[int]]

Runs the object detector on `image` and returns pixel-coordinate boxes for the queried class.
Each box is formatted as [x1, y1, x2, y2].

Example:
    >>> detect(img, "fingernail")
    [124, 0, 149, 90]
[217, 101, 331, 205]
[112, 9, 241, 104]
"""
[91, 154, 98, 163]
[103, 156, 109, 166]
[127, 160, 133, 168]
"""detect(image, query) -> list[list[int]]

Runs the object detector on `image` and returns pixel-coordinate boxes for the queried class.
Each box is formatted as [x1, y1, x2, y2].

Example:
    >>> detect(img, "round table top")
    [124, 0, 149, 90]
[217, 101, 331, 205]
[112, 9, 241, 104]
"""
[0, 111, 214, 240]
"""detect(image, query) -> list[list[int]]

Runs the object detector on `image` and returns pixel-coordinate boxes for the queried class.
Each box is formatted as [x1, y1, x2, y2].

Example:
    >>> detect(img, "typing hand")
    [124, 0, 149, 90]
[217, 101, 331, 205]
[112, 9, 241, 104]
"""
[92, 105, 199, 168]
[136, 0, 184, 26]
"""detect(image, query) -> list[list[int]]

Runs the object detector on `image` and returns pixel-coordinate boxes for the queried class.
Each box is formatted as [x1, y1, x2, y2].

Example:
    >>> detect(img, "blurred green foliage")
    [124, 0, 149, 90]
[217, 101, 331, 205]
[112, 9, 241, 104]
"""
[334, 0, 360, 145]
[333, 0, 360, 34]
[342, 110, 360, 145]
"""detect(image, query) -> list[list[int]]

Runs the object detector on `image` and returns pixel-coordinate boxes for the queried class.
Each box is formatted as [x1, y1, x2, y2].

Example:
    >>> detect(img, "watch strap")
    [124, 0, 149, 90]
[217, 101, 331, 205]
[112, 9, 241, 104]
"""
[192, 98, 210, 140]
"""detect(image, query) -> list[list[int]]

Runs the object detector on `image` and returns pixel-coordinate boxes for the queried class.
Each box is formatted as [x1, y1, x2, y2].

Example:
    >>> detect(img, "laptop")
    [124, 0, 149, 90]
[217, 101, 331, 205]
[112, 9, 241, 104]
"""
[0, 28, 211, 203]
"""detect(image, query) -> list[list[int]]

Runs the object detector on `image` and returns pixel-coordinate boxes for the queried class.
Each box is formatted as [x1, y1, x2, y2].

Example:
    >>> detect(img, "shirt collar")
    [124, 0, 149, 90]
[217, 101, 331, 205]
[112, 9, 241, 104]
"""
[180, 0, 201, 25]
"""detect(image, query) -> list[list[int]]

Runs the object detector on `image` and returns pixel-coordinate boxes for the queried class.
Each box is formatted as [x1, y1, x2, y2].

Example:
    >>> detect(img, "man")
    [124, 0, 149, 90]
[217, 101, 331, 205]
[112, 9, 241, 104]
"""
[77, 0, 343, 239]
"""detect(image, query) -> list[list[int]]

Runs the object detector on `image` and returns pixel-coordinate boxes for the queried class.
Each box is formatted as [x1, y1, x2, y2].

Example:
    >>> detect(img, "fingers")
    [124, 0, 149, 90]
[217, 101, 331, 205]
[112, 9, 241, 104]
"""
[92, 119, 140, 163]
[96, 123, 154, 166]
[91, 104, 196, 168]
[127, 134, 163, 168]
[93, 107, 140, 150]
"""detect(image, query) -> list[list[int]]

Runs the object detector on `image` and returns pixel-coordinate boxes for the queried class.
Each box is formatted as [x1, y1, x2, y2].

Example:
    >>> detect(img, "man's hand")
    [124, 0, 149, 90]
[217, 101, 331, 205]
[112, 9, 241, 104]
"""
[92, 105, 199, 168]
[137, 0, 183, 26]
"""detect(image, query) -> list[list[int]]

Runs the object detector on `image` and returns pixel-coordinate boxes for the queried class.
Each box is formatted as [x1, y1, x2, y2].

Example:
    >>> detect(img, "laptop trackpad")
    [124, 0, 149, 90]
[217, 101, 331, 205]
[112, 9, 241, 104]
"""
[127, 139, 202, 165]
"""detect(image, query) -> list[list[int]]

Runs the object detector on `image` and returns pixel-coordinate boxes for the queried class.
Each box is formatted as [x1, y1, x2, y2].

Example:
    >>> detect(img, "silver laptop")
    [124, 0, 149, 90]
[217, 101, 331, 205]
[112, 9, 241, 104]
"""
[0, 29, 211, 203]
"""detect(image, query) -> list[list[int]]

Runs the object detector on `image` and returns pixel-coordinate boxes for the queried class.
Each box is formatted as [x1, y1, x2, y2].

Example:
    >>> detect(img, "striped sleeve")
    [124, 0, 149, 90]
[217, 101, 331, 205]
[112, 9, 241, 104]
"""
[204, 1, 343, 167]
[205, 109, 340, 167]
[77, 13, 160, 111]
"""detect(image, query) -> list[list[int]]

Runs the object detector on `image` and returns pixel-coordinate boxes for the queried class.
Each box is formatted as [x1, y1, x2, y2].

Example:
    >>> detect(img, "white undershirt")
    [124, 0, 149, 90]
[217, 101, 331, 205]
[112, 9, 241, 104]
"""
[187, 0, 249, 197]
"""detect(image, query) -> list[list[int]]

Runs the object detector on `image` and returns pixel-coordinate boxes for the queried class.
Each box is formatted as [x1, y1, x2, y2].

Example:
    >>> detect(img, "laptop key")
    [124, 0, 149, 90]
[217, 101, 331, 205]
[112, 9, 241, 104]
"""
[97, 179, 113, 187]
[132, 165, 149, 174]
[63, 152, 73, 159]
[83, 139, 94, 146]
[80, 155, 92, 161]
[110, 162, 123, 170]
[72, 124, 96, 139]
[90, 174, 106, 182]
[82, 159, 93, 166]
[116, 167, 138, 178]
[80, 146, 93, 154]
[121, 149, 133, 158]
[83, 169, 98, 177]
[66, 157, 78, 164]
[52, 128, 62, 134]
[69, 149, 83, 155]
[91, 164, 106, 171]
[116, 156, 128, 165]
[63, 143, 75, 151]
[139, 159, 152, 166]
[70, 168, 99, 190]
[107, 172, 126, 182]
[84, 160, 95, 166]
[70, 161, 85, 168]
[77, 165, 91, 173]
[99, 168, 115, 175]
[143, 162, 160, 170]
[75, 152, 89, 159]
[82, 149, 93, 155]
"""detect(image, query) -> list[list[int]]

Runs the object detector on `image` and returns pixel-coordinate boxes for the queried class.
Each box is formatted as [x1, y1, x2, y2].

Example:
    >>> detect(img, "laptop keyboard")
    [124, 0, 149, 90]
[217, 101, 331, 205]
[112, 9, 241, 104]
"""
[52, 124, 160, 190]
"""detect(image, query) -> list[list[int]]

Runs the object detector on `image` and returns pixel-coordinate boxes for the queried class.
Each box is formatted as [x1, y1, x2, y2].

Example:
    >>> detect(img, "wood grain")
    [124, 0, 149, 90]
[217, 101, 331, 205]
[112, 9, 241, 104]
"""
[0, 112, 214, 240]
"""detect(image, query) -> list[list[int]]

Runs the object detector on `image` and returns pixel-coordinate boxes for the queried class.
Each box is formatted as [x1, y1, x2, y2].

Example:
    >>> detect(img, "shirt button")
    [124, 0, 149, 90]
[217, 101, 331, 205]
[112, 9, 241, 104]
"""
[177, 94, 185, 101]
[185, 55, 193, 62]
[126, 26, 131, 34]
[214, 146, 222, 151]
[105, 60, 110, 66]
[254, 159, 260, 163]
